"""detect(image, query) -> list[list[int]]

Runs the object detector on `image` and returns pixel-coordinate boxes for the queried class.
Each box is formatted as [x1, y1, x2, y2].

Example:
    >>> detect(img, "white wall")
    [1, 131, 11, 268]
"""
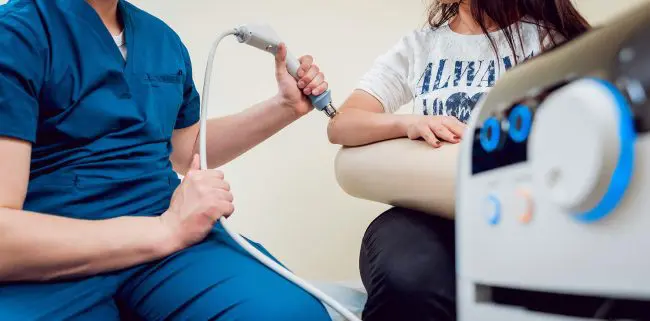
[1, 0, 648, 282]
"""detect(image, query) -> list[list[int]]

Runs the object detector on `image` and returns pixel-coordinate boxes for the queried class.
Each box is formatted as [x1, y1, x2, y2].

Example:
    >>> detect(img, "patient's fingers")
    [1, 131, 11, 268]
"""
[430, 123, 458, 144]
[419, 127, 441, 148]
[441, 116, 466, 138]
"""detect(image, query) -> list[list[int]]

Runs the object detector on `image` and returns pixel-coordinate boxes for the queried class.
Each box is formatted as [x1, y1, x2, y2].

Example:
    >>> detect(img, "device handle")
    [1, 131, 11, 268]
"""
[235, 24, 333, 111]
[286, 51, 332, 111]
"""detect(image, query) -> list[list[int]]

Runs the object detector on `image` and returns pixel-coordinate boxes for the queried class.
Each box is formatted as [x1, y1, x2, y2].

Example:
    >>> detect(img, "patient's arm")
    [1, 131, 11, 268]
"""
[327, 90, 465, 147]
[0, 137, 175, 282]
[327, 90, 419, 146]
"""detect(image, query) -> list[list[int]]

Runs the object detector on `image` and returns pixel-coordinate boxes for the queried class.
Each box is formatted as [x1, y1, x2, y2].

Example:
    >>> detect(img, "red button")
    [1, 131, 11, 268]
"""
[517, 189, 534, 224]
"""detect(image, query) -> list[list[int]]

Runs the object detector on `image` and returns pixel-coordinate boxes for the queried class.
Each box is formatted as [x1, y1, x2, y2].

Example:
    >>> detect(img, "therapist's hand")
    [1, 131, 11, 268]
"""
[160, 154, 234, 250]
[274, 43, 328, 117]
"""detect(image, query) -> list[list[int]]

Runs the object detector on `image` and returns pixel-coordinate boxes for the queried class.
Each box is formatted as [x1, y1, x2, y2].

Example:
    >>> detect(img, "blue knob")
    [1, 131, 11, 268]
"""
[484, 194, 501, 226]
[574, 78, 636, 223]
[479, 116, 503, 153]
[508, 104, 533, 143]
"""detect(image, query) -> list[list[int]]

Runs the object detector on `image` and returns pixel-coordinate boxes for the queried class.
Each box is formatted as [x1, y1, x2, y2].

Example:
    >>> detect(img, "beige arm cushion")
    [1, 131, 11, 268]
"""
[334, 138, 458, 219]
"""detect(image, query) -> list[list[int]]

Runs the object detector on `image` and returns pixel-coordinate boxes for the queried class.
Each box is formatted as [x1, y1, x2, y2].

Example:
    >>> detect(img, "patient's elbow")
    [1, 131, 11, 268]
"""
[327, 119, 343, 145]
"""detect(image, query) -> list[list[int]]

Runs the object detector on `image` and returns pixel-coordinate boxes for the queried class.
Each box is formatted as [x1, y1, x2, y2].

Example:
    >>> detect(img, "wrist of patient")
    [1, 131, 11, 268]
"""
[395, 115, 421, 135]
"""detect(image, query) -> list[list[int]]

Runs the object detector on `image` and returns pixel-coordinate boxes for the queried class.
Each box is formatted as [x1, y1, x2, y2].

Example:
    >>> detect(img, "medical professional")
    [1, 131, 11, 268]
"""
[0, 0, 332, 320]
[328, 0, 590, 320]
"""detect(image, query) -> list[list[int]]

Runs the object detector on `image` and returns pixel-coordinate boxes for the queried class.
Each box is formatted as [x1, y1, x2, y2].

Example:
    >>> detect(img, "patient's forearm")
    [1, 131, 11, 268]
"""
[0, 208, 174, 282]
[328, 108, 417, 146]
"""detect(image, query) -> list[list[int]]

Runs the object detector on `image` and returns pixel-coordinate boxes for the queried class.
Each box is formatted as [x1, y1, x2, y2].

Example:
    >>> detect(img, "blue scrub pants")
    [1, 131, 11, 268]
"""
[0, 225, 331, 321]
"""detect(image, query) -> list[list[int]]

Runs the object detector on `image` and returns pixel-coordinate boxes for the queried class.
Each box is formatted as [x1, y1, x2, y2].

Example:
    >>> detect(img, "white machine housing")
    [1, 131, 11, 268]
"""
[456, 3, 650, 320]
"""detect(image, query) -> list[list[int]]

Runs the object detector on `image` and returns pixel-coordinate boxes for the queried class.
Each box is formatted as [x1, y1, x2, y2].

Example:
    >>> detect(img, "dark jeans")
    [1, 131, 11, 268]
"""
[360, 207, 456, 321]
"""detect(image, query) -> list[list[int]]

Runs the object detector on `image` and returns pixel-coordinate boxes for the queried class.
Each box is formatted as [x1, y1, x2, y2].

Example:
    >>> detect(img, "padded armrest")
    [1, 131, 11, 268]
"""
[334, 138, 458, 219]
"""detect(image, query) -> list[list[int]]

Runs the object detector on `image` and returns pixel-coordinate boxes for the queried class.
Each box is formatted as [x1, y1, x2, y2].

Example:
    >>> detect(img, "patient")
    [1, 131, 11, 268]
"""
[328, 0, 590, 320]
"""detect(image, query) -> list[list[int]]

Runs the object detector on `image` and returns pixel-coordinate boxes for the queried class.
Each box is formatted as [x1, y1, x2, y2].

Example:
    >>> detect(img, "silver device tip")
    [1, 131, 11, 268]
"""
[324, 104, 338, 118]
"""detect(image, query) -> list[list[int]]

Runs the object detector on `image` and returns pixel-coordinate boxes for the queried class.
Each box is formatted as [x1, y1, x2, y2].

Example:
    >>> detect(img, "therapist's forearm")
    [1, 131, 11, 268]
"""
[327, 108, 418, 146]
[0, 208, 175, 282]
[199, 96, 300, 169]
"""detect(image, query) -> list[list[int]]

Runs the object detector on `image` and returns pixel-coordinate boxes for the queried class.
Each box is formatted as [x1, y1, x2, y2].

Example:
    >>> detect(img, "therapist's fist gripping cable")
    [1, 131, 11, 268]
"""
[197, 26, 359, 321]
[160, 154, 234, 249]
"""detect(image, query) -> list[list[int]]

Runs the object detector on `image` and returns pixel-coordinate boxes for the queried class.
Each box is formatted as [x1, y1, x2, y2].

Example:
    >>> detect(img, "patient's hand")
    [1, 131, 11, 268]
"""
[406, 116, 466, 148]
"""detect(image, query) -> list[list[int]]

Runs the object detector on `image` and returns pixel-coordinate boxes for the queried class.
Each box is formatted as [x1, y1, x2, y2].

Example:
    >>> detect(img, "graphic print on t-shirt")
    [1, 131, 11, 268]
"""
[415, 51, 535, 122]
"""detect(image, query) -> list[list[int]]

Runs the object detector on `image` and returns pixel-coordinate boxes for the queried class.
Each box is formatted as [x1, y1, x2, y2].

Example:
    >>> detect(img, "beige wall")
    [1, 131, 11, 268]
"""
[127, 0, 649, 282]
[1, 0, 648, 282]
[576, 0, 649, 25]
[126, 0, 425, 282]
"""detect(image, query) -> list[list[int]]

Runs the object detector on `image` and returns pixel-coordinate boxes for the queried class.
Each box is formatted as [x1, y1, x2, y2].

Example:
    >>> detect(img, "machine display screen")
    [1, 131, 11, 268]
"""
[471, 105, 531, 175]
[471, 128, 528, 175]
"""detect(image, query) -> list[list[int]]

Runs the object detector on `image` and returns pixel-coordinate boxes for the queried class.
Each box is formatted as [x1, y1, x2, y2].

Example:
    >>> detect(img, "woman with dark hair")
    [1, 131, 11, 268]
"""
[328, 1, 590, 320]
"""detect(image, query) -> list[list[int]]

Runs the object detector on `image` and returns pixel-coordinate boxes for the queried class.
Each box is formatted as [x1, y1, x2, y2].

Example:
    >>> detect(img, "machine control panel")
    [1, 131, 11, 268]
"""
[457, 5, 650, 320]
[471, 78, 637, 224]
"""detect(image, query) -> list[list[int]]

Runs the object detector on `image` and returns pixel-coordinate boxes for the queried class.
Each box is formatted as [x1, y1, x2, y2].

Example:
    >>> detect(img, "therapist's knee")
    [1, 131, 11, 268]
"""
[236, 288, 332, 321]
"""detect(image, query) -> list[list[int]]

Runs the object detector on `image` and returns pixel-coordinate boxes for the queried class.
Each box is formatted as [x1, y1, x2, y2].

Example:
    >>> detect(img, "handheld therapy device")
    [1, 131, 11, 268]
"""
[457, 2, 650, 320]
[197, 25, 359, 321]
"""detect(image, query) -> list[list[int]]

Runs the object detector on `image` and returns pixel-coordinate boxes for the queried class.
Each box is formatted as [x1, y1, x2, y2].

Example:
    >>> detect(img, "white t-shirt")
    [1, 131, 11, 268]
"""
[112, 31, 127, 60]
[357, 20, 558, 123]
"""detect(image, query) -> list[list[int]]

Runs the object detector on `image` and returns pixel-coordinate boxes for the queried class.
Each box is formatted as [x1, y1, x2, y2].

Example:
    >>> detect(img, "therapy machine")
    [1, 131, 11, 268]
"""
[198, 24, 361, 321]
[336, 2, 650, 320]
[457, 3, 650, 320]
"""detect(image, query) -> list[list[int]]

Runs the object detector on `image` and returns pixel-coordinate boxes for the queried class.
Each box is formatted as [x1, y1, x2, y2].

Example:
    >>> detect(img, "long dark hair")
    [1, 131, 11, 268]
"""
[428, 0, 591, 63]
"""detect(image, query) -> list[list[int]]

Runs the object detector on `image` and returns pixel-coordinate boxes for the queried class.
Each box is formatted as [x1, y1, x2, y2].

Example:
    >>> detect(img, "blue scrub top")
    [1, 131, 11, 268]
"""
[0, 0, 200, 219]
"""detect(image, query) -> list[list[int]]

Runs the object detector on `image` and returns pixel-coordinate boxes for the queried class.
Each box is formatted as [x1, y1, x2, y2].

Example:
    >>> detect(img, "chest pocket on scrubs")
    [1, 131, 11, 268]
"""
[142, 69, 184, 138]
